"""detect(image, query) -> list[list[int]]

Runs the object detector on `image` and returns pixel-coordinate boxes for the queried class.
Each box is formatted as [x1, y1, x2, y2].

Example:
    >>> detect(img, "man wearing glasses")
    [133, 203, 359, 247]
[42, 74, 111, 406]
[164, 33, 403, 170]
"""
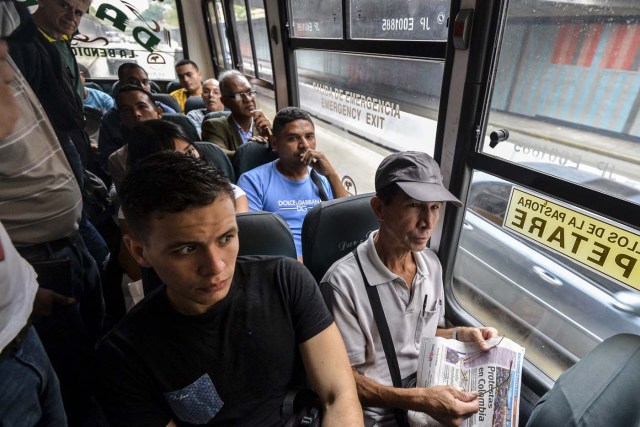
[321, 151, 499, 426]
[202, 70, 272, 158]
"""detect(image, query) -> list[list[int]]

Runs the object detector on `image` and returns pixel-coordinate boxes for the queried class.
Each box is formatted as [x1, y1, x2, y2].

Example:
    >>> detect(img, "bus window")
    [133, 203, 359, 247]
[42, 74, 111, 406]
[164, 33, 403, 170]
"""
[71, 0, 184, 80]
[480, 1, 640, 206]
[350, 0, 449, 41]
[450, 0, 640, 380]
[295, 50, 444, 192]
[205, 0, 233, 72]
[288, 0, 342, 39]
[232, 0, 255, 76]
[248, 0, 273, 82]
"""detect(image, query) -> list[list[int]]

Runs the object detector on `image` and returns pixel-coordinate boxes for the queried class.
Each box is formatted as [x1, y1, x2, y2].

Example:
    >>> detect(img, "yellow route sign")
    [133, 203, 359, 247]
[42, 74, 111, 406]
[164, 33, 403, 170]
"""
[504, 188, 640, 289]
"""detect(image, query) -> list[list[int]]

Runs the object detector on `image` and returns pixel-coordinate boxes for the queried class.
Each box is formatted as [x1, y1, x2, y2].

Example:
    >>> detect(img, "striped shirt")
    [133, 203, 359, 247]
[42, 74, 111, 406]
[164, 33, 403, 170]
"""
[0, 56, 82, 245]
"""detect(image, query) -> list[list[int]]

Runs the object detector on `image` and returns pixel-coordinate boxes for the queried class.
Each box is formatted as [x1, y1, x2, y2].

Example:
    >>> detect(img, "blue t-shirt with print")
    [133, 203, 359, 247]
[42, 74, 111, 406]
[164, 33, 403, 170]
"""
[238, 160, 334, 256]
[83, 87, 114, 114]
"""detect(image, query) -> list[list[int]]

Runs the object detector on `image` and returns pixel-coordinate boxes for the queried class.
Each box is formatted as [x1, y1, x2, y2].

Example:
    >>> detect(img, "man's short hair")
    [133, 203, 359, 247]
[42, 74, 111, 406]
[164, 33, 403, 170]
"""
[78, 63, 90, 77]
[117, 63, 145, 81]
[376, 182, 402, 205]
[115, 84, 155, 107]
[272, 107, 314, 137]
[120, 151, 234, 240]
[127, 120, 193, 166]
[175, 59, 199, 70]
[218, 70, 246, 95]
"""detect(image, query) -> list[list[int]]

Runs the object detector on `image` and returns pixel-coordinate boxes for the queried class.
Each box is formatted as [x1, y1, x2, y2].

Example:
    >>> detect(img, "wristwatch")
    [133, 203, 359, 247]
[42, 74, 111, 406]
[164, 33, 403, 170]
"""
[452, 327, 459, 340]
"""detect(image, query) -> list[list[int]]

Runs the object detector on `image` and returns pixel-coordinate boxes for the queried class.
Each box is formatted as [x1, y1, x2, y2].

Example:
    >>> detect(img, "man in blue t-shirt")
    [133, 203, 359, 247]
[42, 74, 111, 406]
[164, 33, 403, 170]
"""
[238, 107, 348, 258]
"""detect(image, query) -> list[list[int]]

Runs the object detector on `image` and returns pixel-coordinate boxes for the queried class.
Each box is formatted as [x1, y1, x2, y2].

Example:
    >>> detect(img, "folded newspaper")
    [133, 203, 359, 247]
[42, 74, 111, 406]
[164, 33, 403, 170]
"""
[409, 336, 525, 427]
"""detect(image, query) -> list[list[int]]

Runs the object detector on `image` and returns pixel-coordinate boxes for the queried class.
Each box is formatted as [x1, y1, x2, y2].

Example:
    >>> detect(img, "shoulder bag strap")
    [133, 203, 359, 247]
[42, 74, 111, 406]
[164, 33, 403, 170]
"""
[353, 250, 409, 427]
[309, 169, 329, 201]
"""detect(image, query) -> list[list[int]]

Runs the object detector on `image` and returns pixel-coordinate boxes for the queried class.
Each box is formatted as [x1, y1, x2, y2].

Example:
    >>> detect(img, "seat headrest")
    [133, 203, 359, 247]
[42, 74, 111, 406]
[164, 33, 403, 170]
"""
[233, 142, 278, 179]
[185, 96, 206, 113]
[302, 193, 378, 283]
[194, 142, 236, 183]
[161, 113, 200, 142]
[237, 211, 296, 259]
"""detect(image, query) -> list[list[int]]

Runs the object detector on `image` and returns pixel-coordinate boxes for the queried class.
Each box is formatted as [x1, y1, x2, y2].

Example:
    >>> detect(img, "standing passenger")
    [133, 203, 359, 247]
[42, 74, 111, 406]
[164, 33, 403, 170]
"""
[1, 7, 104, 423]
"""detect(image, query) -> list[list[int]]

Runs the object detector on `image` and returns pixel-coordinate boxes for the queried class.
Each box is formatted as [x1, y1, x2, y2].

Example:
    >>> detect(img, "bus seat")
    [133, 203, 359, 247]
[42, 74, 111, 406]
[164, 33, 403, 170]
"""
[185, 96, 206, 113]
[236, 211, 297, 259]
[526, 333, 640, 427]
[232, 141, 278, 179]
[301, 193, 378, 283]
[166, 80, 181, 94]
[194, 141, 236, 183]
[152, 94, 181, 114]
[204, 111, 231, 121]
[161, 113, 200, 143]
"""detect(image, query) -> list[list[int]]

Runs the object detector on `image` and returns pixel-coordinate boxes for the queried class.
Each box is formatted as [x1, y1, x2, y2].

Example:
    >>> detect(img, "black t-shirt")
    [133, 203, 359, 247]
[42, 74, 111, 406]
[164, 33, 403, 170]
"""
[96, 256, 333, 427]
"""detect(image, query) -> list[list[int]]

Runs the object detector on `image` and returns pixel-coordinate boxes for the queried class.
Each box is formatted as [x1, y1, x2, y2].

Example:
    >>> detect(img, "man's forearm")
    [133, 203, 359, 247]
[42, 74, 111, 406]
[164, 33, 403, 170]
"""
[327, 171, 349, 198]
[353, 369, 417, 411]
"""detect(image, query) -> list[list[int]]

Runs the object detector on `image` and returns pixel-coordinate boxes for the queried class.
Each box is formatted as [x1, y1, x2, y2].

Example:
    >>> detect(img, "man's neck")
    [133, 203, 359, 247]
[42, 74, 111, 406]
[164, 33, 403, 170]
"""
[275, 159, 309, 181]
[232, 114, 253, 132]
[373, 231, 417, 287]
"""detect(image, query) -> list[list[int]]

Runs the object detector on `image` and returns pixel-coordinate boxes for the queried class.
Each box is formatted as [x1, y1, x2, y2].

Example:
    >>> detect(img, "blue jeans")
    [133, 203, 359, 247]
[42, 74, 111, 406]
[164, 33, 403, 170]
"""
[0, 327, 67, 426]
[18, 233, 105, 425]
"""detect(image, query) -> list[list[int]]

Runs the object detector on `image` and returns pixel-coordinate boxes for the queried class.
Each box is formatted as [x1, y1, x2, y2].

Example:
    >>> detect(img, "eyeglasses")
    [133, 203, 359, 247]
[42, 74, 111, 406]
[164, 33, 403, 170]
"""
[458, 336, 512, 396]
[224, 90, 257, 101]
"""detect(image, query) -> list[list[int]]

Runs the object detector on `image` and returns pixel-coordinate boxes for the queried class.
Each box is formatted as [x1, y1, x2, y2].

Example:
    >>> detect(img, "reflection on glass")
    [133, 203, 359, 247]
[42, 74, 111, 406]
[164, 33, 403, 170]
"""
[215, 0, 233, 70]
[350, 0, 449, 41]
[233, 0, 255, 76]
[482, 0, 640, 206]
[206, 1, 225, 70]
[288, 0, 342, 38]
[74, 0, 184, 79]
[453, 170, 640, 379]
[295, 50, 444, 154]
[249, 0, 273, 82]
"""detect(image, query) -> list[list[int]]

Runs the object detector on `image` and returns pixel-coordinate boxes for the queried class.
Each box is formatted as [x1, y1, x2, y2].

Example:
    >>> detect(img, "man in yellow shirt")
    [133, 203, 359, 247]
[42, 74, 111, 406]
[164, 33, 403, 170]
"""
[170, 59, 203, 112]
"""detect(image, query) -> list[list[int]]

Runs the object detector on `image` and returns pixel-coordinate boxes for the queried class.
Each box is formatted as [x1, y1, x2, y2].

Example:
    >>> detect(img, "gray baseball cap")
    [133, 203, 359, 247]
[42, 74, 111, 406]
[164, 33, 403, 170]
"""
[375, 151, 463, 207]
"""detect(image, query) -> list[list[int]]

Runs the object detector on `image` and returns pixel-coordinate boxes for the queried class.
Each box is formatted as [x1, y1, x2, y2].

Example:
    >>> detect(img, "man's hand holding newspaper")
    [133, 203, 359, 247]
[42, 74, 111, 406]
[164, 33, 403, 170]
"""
[410, 336, 525, 427]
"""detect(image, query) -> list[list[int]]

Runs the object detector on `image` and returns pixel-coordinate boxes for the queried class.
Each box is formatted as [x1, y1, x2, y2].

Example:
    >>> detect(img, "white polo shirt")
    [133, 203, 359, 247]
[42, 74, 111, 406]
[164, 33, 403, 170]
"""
[321, 231, 445, 425]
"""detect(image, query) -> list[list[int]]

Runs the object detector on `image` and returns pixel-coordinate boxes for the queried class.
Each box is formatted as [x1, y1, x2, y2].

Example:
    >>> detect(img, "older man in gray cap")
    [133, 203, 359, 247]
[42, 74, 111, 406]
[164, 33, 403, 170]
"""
[321, 151, 498, 427]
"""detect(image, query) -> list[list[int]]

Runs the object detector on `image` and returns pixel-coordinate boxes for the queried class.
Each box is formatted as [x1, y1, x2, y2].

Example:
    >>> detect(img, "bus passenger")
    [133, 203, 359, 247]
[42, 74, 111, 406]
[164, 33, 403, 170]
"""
[2, 12, 104, 424]
[98, 63, 176, 178]
[321, 151, 499, 426]
[237, 107, 348, 259]
[201, 70, 272, 157]
[107, 85, 163, 191]
[170, 59, 203, 113]
[96, 152, 363, 426]
[186, 77, 226, 136]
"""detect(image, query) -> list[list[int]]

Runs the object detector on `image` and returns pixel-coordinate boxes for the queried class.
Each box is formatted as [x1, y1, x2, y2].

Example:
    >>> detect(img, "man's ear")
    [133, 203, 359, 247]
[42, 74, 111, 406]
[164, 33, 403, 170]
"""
[371, 196, 384, 222]
[269, 134, 277, 151]
[156, 107, 163, 118]
[122, 234, 153, 268]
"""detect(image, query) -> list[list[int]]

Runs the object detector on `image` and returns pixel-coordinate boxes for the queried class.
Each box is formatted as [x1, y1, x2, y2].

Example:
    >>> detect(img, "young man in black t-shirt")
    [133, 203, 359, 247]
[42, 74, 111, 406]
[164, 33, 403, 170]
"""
[95, 152, 362, 426]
